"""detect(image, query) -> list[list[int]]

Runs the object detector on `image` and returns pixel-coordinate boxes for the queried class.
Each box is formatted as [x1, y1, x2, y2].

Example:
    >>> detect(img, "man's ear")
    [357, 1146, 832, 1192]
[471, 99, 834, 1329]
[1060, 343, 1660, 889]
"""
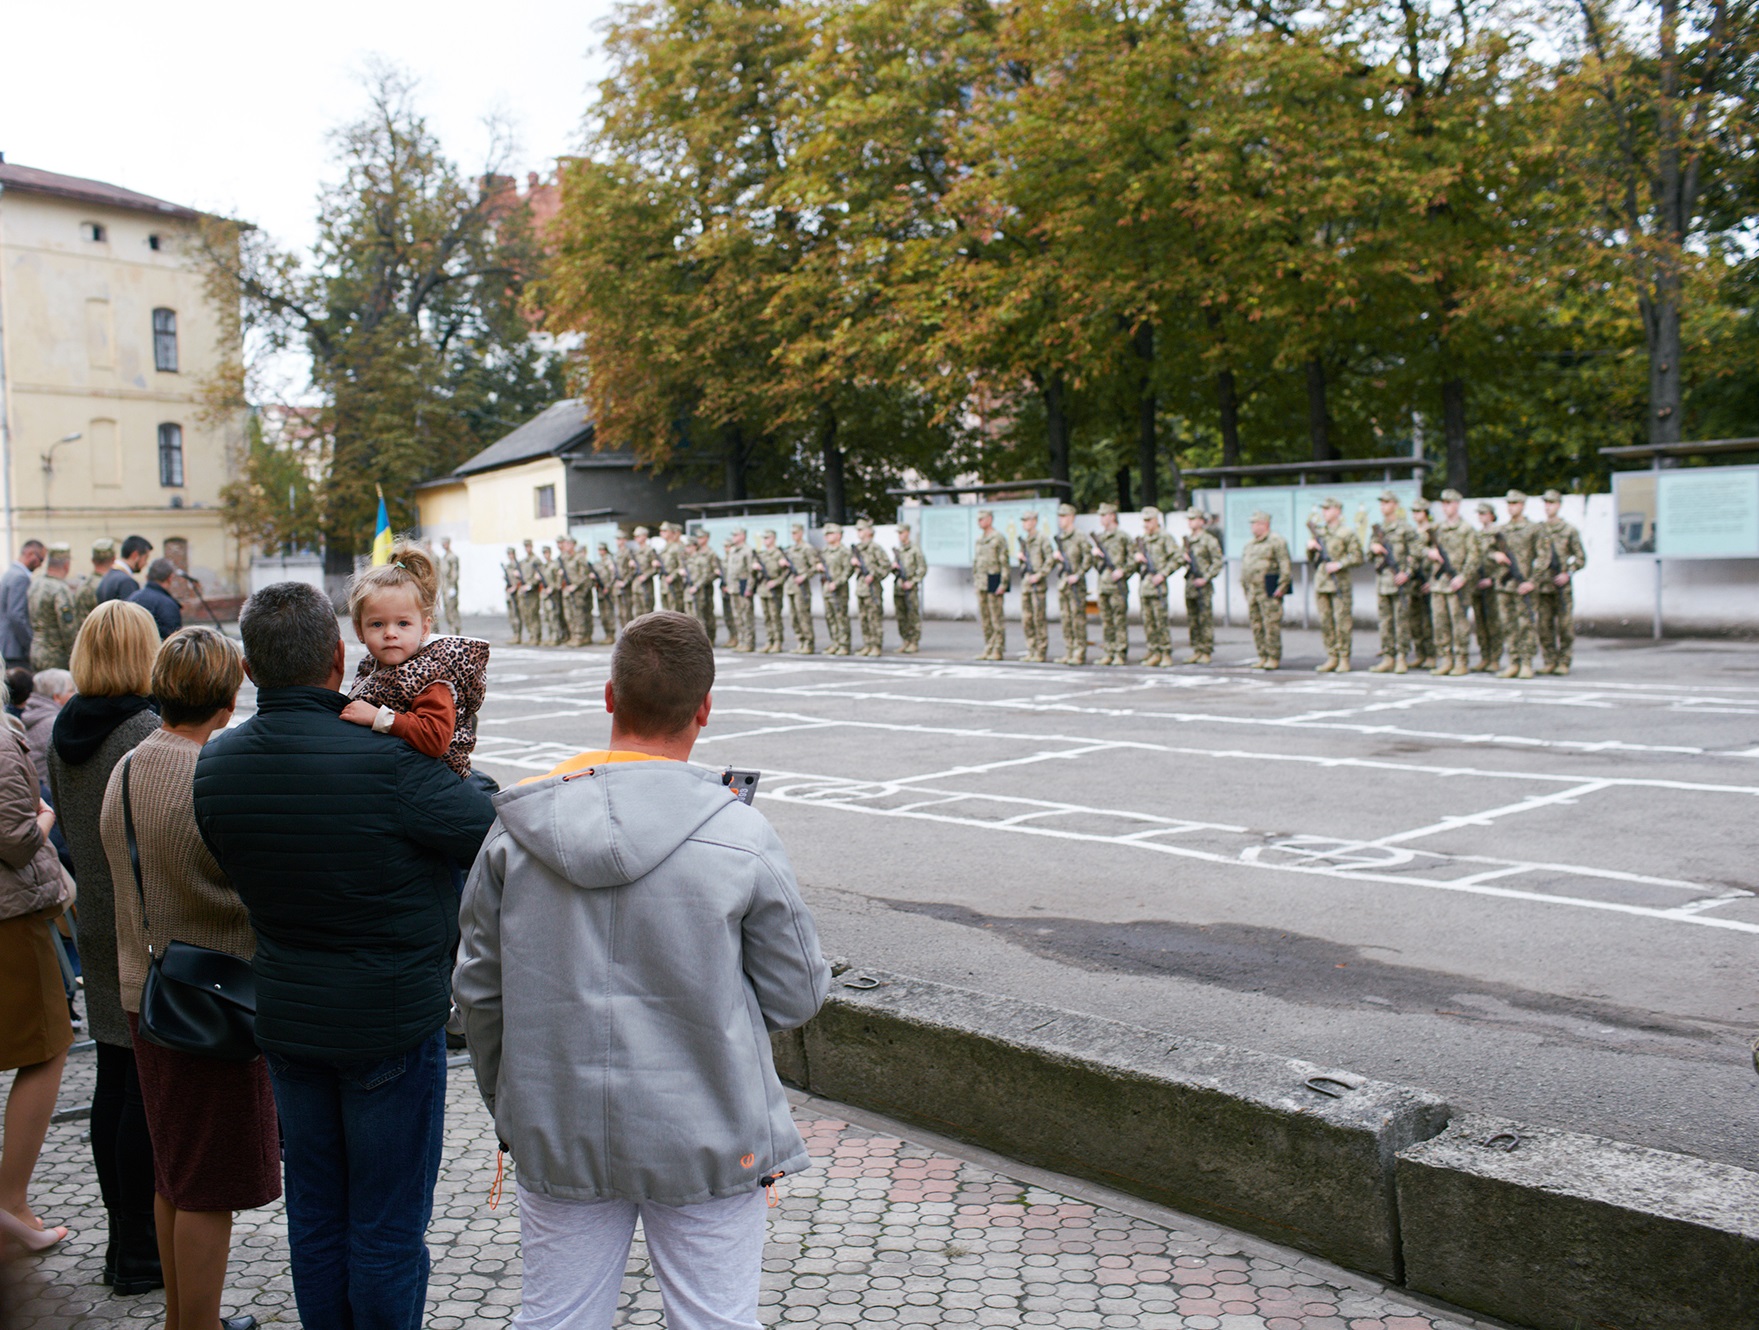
[604, 679, 616, 715]
[242, 659, 256, 684]
[694, 690, 712, 730]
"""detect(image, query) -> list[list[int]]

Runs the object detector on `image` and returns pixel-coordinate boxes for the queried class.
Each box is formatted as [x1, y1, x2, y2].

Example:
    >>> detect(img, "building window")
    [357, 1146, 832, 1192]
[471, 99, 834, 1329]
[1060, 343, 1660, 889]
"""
[84, 222, 107, 242]
[147, 234, 162, 251]
[152, 308, 178, 372]
[535, 484, 556, 519]
[158, 423, 185, 487]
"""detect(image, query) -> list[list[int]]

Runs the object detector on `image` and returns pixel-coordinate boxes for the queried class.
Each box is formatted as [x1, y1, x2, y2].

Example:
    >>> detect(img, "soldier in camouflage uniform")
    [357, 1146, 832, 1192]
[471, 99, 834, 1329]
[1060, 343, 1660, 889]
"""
[1016, 510, 1054, 662]
[502, 546, 526, 643]
[1424, 490, 1478, 676]
[786, 524, 820, 654]
[753, 530, 789, 653]
[1471, 502, 1503, 671]
[594, 542, 622, 640]
[1368, 490, 1420, 674]
[685, 530, 719, 641]
[971, 509, 1009, 661]
[517, 539, 545, 645]
[556, 537, 588, 645]
[1183, 511, 1223, 664]
[1489, 490, 1544, 679]
[1307, 497, 1364, 673]
[437, 536, 463, 635]
[1134, 507, 1184, 667]
[659, 523, 689, 613]
[851, 519, 888, 656]
[1240, 512, 1293, 670]
[72, 537, 111, 640]
[1535, 488, 1586, 676]
[724, 527, 758, 652]
[538, 544, 565, 646]
[1090, 502, 1133, 666]
[719, 534, 738, 646]
[629, 528, 658, 615]
[28, 544, 77, 671]
[819, 523, 855, 655]
[1408, 506, 1436, 668]
[893, 525, 927, 654]
[1052, 503, 1091, 666]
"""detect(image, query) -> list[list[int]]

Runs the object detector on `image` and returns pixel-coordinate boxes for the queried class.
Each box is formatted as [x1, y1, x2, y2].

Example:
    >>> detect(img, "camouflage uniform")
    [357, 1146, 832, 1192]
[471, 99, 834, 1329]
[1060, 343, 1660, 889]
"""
[1239, 523, 1293, 669]
[1135, 512, 1185, 667]
[1016, 523, 1055, 662]
[437, 545, 463, 635]
[1492, 493, 1546, 677]
[851, 527, 888, 656]
[1471, 506, 1503, 671]
[630, 533, 660, 616]
[893, 537, 927, 653]
[614, 540, 639, 624]
[725, 535, 757, 652]
[686, 539, 722, 641]
[1052, 513, 1092, 665]
[1370, 501, 1421, 672]
[517, 546, 544, 645]
[1090, 507, 1133, 665]
[28, 570, 76, 671]
[1309, 507, 1364, 672]
[1408, 516, 1436, 667]
[819, 530, 855, 655]
[1427, 498, 1480, 675]
[1536, 495, 1586, 675]
[720, 539, 738, 647]
[660, 528, 689, 613]
[539, 549, 566, 646]
[971, 516, 1009, 661]
[595, 546, 622, 640]
[562, 545, 594, 645]
[503, 550, 525, 643]
[786, 531, 820, 654]
[1183, 522, 1223, 662]
[753, 538, 789, 653]
[70, 573, 98, 642]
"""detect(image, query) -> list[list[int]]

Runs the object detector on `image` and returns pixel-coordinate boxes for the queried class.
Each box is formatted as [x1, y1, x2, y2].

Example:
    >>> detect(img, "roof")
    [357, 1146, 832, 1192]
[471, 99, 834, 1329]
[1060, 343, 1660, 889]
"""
[454, 400, 596, 476]
[0, 158, 200, 221]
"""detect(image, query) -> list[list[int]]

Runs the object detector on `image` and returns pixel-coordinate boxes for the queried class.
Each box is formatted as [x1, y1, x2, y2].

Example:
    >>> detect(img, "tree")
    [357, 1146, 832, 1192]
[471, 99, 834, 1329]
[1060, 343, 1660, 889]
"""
[202, 63, 562, 564]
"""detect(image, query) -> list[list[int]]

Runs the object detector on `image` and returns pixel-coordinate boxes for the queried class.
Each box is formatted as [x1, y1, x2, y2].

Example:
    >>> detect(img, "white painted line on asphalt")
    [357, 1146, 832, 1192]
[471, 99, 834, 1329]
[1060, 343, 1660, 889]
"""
[1364, 782, 1614, 847]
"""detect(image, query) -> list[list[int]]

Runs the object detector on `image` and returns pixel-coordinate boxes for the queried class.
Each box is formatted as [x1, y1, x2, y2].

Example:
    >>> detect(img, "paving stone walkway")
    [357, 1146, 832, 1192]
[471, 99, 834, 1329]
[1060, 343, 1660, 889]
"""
[4, 1043, 1501, 1329]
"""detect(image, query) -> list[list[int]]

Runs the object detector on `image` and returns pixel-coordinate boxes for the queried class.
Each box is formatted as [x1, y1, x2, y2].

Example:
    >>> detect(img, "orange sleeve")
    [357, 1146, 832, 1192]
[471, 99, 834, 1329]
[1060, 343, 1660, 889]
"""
[387, 683, 456, 759]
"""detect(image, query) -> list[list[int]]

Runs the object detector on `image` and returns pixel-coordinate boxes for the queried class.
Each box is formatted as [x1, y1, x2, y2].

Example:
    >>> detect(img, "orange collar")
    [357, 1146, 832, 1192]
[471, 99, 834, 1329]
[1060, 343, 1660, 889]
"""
[518, 749, 670, 786]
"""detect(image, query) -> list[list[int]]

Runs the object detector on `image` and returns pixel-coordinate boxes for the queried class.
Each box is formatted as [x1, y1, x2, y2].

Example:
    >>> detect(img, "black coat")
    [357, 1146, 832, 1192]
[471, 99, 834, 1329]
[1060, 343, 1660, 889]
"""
[128, 582, 182, 638]
[194, 686, 495, 1062]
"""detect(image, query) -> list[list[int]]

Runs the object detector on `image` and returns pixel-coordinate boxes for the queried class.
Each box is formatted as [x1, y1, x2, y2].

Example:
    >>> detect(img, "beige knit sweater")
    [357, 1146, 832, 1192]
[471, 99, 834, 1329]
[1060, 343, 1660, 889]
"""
[100, 728, 256, 1012]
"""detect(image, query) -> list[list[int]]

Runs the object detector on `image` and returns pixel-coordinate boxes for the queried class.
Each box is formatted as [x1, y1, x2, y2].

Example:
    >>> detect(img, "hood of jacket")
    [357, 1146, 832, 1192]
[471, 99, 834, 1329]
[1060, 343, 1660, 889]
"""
[51, 693, 157, 766]
[491, 757, 739, 889]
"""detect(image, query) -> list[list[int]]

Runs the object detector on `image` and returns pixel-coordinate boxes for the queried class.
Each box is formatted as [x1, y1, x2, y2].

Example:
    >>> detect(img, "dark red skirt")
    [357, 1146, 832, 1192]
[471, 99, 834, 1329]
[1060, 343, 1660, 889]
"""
[128, 1014, 282, 1212]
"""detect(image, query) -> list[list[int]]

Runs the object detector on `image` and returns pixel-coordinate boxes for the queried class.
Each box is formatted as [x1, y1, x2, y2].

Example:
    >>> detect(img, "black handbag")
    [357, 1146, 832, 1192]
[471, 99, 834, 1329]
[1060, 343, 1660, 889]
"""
[123, 753, 259, 1061]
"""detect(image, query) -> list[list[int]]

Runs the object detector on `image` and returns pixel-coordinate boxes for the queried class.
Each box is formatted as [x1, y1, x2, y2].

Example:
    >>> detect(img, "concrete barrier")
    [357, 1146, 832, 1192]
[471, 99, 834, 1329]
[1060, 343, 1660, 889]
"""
[777, 970, 1451, 1280]
[1397, 1114, 1759, 1330]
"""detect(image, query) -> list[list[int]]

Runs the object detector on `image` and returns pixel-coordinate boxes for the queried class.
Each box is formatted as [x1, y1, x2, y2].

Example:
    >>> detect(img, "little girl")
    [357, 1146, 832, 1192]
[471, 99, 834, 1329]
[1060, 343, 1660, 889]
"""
[340, 542, 489, 777]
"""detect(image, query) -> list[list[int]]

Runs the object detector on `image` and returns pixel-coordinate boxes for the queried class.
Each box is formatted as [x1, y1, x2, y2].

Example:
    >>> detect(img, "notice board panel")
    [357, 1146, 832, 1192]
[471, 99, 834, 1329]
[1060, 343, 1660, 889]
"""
[1655, 468, 1759, 559]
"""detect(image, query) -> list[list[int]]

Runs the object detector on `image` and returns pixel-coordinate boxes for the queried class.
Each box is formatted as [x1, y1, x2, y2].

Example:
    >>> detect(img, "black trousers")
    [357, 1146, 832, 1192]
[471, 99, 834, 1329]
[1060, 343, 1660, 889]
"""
[92, 1039, 157, 1262]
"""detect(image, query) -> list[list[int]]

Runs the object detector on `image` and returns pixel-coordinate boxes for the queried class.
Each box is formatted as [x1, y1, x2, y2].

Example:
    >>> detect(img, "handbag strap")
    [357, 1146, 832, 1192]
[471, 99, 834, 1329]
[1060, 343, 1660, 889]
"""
[120, 752, 152, 953]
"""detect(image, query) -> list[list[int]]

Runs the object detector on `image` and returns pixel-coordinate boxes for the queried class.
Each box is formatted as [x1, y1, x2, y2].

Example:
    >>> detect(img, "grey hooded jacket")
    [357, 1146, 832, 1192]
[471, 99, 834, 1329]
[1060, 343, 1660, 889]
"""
[454, 758, 830, 1206]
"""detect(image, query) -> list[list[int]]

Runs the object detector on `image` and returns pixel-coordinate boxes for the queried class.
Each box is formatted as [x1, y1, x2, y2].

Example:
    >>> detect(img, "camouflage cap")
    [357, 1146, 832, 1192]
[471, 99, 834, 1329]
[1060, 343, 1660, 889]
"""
[597, 542, 611, 552]
[633, 525, 650, 538]
[791, 522, 806, 534]
[1185, 509, 1207, 522]
[1506, 489, 1527, 503]
[854, 518, 873, 532]
[47, 542, 71, 558]
[823, 522, 842, 535]
[1096, 502, 1118, 516]
[1542, 488, 1563, 503]
[898, 523, 914, 535]
[506, 546, 517, 554]
[1140, 506, 1162, 521]
[731, 525, 746, 537]
[761, 528, 776, 539]
[1439, 488, 1463, 502]
[659, 520, 680, 534]
[975, 508, 993, 521]
[557, 534, 572, 544]
[91, 537, 116, 557]
[1320, 496, 1343, 510]
[1020, 509, 1038, 522]
[1250, 510, 1272, 524]
[1057, 502, 1077, 516]
[1378, 488, 1400, 503]
[1476, 501, 1496, 516]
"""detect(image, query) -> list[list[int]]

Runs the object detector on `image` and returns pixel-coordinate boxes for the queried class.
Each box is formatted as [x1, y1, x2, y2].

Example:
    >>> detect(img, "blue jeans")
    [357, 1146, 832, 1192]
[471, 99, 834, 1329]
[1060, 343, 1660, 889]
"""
[265, 1030, 447, 1330]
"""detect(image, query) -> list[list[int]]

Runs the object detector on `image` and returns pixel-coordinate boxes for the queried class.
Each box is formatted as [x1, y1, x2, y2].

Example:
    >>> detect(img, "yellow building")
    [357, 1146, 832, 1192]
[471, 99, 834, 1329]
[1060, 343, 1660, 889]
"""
[0, 156, 243, 591]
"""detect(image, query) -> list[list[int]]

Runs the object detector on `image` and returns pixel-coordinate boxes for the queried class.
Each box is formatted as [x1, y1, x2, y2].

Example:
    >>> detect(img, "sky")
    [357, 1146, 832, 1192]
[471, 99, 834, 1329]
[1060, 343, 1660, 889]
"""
[1, 0, 620, 254]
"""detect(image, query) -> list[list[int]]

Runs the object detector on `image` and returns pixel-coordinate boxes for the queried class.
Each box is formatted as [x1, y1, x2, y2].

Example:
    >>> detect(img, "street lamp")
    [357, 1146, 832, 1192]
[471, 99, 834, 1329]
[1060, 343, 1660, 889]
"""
[41, 431, 82, 528]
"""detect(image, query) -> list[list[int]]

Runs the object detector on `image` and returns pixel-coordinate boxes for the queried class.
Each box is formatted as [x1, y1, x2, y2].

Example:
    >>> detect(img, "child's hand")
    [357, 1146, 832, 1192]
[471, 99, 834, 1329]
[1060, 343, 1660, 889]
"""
[341, 700, 380, 728]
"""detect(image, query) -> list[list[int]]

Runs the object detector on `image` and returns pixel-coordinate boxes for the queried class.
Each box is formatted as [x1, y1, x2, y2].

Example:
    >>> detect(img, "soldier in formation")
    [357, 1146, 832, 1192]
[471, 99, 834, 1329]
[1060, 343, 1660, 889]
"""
[1135, 507, 1183, 667]
[502, 545, 526, 643]
[1016, 510, 1054, 662]
[971, 509, 1009, 661]
[1308, 497, 1364, 673]
[1090, 503, 1133, 666]
[819, 523, 855, 656]
[1052, 503, 1091, 666]
[437, 536, 463, 635]
[893, 525, 926, 654]
[1239, 512, 1293, 670]
[754, 530, 790, 653]
[659, 522, 688, 613]
[725, 527, 758, 652]
[1472, 502, 1504, 671]
[686, 529, 722, 641]
[851, 519, 888, 656]
[1408, 506, 1436, 669]
[1490, 489, 1546, 679]
[786, 524, 820, 654]
[1535, 489, 1586, 675]
[539, 543, 565, 645]
[1183, 510, 1223, 664]
[1368, 489, 1420, 674]
[559, 536, 593, 646]
[1425, 489, 1476, 676]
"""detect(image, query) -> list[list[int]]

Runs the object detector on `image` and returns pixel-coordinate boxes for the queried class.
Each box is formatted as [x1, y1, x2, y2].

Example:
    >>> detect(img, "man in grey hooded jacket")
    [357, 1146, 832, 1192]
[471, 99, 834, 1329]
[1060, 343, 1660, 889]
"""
[454, 610, 830, 1330]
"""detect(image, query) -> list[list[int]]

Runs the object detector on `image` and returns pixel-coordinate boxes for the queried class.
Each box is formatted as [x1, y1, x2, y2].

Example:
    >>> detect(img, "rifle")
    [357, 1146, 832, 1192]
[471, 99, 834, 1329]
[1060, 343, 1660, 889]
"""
[1018, 533, 1037, 577]
[1306, 515, 1329, 566]
[1493, 530, 1529, 589]
[1427, 527, 1457, 583]
[1369, 523, 1398, 576]
[852, 542, 877, 592]
[1089, 530, 1119, 578]
[503, 561, 522, 595]
[1136, 535, 1157, 580]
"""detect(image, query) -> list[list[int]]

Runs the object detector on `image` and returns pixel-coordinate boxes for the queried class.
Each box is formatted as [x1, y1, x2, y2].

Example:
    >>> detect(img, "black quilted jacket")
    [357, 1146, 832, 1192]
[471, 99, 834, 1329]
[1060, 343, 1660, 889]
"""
[193, 686, 494, 1062]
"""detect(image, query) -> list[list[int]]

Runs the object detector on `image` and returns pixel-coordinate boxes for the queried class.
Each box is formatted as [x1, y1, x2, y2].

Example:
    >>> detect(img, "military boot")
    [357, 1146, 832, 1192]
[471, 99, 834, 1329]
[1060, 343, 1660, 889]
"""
[1316, 656, 1337, 673]
[1516, 662, 1535, 679]
[1393, 659, 1408, 675]
[1447, 659, 1469, 676]
[1431, 656, 1453, 676]
[1335, 655, 1351, 673]
[1496, 663, 1519, 678]
[1369, 657, 1395, 673]
[1553, 662, 1570, 676]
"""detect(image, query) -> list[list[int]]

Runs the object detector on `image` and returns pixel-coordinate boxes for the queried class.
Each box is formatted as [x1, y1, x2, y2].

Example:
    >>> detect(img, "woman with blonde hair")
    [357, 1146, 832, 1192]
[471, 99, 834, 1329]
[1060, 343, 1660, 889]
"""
[48, 598, 161, 1295]
[103, 627, 271, 1330]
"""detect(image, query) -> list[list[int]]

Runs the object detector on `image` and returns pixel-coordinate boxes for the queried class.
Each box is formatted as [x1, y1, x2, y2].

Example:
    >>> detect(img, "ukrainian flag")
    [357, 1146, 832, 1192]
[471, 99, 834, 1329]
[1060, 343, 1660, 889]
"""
[371, 486, 394, 566]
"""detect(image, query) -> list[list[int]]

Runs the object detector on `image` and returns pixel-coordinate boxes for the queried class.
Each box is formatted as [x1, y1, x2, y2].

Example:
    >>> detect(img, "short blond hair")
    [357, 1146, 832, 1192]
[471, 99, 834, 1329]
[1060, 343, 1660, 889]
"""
[70, 600, 158, 698]
[152, 627, 243, 727]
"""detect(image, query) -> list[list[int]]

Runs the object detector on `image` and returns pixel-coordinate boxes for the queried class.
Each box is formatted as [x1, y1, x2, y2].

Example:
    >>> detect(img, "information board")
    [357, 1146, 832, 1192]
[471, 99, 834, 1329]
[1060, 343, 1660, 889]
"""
[568, 520, 624, 555]
[685, 512, 816, 554]
[1210, 482, 1421, 560]
[1221, 490, 1295, 560]
[1655, 468, 1759, 559]
[1611, 472, 1657, 555]
[918, 505, 974, 567]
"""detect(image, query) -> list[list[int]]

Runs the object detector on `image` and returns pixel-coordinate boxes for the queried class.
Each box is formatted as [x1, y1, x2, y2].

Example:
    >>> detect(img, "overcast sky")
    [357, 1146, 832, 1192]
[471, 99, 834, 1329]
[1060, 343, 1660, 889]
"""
[2, 0, 618, 253]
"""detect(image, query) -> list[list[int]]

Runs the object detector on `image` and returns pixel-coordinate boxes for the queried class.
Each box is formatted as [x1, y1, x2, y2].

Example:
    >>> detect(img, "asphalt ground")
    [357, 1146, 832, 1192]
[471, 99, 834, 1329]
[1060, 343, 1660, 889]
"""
[434, 613, 1759, 1174]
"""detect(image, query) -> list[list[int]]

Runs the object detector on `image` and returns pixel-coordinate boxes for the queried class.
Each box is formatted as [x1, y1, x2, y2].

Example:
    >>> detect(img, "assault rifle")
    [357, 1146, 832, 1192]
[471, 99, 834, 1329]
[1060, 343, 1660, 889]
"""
[1018, 533, 1038, 578]
[851, 541, 877, 591]
[1136, 534, 1158, 581]
[1306, 515, 1330, 566]
[1089, 530, 1121, 582]
[1427, 528, 1457, 583]
[1369, 523, 1398, 576]
[1493, 530, 1529, 590]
